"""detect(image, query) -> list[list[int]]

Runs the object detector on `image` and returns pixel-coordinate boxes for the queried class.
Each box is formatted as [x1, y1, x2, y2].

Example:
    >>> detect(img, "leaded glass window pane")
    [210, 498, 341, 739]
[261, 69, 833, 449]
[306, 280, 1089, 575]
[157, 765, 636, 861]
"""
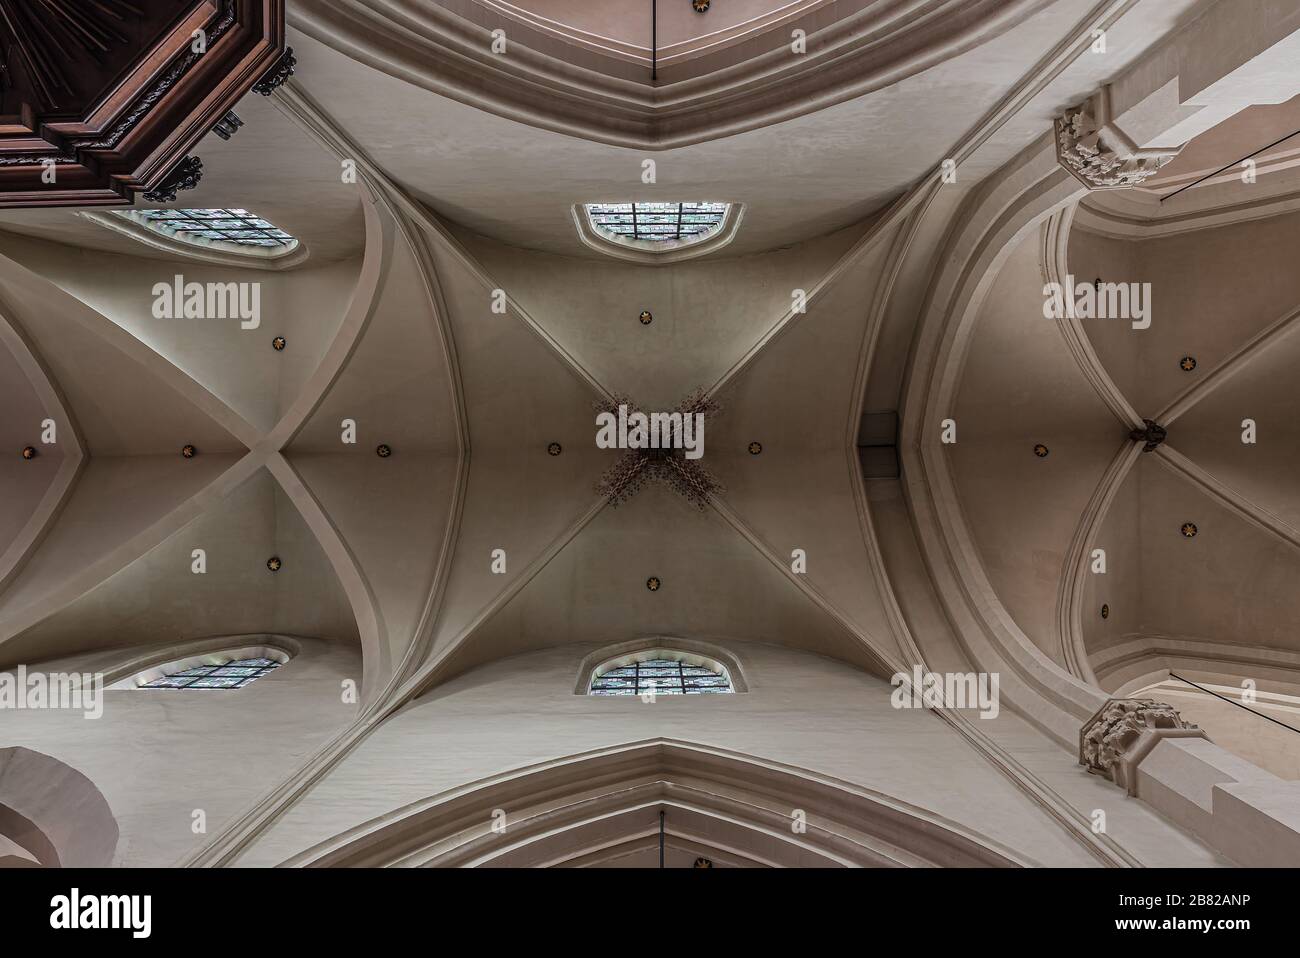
[585, 202, 728, 242]
[139, 657, 282, 690]
[589, 654, 733, 695]
[135, 208, 296, 248]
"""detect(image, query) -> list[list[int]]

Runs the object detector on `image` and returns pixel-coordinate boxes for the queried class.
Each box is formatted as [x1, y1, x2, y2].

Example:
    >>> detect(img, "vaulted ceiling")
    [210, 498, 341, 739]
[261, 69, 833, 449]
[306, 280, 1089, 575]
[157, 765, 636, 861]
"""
[0, 0, 1286, 697]
[950, 149, 1300, 700]
[2, 0, 1299, 866]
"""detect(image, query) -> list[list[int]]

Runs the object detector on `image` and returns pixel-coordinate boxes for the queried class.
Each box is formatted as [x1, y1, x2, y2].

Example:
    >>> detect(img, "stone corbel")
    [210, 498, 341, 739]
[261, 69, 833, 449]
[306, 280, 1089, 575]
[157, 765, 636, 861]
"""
[1080, 698, 1208, 795]
[1055, 89, 1182, 189]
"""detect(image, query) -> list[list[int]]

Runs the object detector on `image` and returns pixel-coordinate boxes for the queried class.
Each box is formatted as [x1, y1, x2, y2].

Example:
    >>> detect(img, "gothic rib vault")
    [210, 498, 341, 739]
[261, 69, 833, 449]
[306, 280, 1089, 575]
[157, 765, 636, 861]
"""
[1, 0, 1300, 871]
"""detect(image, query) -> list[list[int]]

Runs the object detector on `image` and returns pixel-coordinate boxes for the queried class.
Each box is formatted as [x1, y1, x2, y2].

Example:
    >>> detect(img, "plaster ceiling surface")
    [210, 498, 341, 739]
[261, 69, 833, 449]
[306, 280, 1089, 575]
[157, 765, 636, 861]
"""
[471, 0, 819, 51]
[949, 190, 1300, 692]
[0, 0, 1256, 707]
[1, 470, 360, 667]
[0, 339, 49, 458]
[0, 230, 362, 438]
[281, 0, 1208, 260]
[0, 329, 66, 572]
[978, 101, 1300, 665]
[459, 0, 1016, 87]
[285, 23, 897, 258]
[1174, 328, 1300, 530]
[0, 62, 925, 690]
[1074, 208, 1300, 418]
[0, 260, 250, 459]
[1076, 449, 1300, 671]
[950, 229, 1125, 665]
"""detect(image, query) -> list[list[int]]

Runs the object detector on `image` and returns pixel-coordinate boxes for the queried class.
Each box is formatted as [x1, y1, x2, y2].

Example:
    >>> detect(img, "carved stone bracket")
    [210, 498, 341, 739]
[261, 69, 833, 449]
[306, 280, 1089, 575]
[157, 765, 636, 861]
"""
[143, 156, 203, 203]
[1080, 698, 1207, 794]
[1129, 419, 1168, 453]
[253, 47, 297, 95]
[1055, 90, 1181, 190]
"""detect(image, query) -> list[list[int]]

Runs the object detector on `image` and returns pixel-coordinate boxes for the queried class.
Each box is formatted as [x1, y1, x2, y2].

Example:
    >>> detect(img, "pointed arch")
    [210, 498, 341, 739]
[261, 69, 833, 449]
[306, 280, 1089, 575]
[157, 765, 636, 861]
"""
[284, 740, 1027, 868]
[0, 747, 118, 868]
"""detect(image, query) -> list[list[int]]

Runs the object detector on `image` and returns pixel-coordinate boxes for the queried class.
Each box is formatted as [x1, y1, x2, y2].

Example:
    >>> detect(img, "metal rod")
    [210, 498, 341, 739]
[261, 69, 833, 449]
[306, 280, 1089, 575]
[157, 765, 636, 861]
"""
[659, 809, 665, 868]
[651, 0, 657, 82]
[1160, 127, 1300, 203]
[1169, 672, 1300, 735]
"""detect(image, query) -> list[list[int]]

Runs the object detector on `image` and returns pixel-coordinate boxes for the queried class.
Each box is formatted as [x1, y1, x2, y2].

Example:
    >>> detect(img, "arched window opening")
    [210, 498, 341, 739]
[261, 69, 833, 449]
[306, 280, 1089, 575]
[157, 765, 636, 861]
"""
[588, 650, 733, 696]
[573, 202, 743, 263]
[133, 208, 295, 248]
[140, 656, 281, 690]
[112, 645, 291, 691]
[585, 202, 729, 244]
[109, 207, 300, 261]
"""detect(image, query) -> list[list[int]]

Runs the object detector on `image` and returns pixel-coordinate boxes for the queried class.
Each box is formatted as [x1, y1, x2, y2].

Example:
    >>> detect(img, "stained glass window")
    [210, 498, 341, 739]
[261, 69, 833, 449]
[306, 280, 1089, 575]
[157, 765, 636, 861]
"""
[585, 202, 728, 243]
[134, 209, 295, 248]
[589, 656, 733, 696]
[139, 657, 281, 690]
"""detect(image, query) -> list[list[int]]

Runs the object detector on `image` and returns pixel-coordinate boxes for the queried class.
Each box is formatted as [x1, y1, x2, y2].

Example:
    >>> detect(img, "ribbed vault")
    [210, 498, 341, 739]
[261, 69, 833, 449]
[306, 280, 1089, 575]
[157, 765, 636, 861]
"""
[946, 190, 1300, 752]
[5, 0, 1300, 871]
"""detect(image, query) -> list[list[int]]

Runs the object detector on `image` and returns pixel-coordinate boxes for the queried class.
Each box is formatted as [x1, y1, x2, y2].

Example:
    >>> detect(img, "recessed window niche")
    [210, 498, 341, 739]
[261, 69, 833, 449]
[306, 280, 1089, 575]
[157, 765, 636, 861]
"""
[573, 201, 744, 264]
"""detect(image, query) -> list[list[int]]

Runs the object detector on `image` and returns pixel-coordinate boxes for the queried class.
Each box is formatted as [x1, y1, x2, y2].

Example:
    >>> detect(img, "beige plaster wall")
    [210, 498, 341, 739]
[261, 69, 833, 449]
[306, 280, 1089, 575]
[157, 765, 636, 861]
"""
[1, 636, 360, 866]
[234, 640, 1221, 867]
[1133, 680, 1300, 781]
